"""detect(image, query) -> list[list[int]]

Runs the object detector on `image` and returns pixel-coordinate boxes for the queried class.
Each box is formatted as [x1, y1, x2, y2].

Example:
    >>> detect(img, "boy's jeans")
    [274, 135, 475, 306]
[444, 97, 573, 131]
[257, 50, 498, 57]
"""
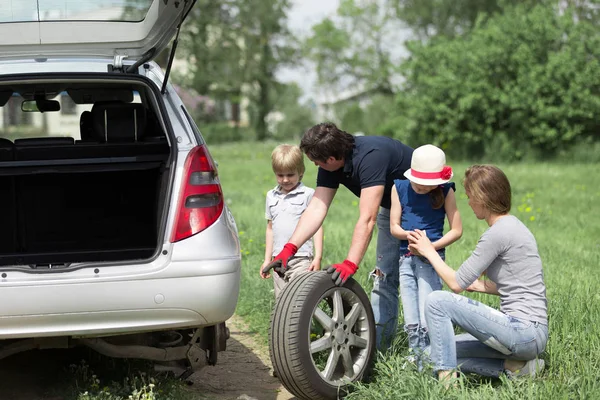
[370, 207, 402, 351]
[425, 291, 548, 377]
[399, 255, 443, 355]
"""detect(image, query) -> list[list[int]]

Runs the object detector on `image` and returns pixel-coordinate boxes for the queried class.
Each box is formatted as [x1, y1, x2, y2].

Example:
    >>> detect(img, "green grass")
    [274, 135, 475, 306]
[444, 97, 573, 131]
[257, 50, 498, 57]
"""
[212, 140, 600, 399]
[52, 352, 194, 400]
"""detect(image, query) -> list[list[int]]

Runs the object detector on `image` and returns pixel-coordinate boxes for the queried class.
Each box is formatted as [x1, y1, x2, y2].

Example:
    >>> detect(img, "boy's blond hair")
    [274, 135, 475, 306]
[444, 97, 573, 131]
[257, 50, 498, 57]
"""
[271, 144, 305, 176]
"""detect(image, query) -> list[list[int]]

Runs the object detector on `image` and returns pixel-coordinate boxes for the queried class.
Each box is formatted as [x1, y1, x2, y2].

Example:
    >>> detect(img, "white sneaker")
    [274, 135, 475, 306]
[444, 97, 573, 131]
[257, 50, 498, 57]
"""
[506, 359, 545, 379]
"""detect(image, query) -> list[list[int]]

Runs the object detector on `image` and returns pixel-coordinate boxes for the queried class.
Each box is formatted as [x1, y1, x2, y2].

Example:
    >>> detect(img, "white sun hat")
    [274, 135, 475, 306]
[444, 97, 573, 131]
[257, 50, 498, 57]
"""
[404, 144, 453, 186]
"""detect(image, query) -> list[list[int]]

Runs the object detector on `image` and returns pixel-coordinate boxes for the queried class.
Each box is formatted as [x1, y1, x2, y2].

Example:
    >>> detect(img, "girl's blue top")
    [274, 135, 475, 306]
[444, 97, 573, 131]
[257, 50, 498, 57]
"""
[394, 179, 456, 256]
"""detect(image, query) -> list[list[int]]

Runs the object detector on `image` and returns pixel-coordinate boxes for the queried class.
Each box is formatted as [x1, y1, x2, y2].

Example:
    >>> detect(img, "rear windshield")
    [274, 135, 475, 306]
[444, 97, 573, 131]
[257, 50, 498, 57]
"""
[0, 82, 165, 143]
[0, 91, 142, 141]
[0, 0, 153, 23]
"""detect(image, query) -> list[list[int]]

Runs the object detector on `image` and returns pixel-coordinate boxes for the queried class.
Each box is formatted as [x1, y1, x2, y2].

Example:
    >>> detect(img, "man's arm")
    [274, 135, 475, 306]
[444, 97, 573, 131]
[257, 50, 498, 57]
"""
[288, 186, 336, 248]
[309, 224, 324, 271]
[346, 185, 384, 265]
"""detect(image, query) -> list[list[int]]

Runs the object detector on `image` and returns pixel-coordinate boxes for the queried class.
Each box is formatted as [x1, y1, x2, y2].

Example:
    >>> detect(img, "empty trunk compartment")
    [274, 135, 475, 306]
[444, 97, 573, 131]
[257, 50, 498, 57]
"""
[0, 81, 173, 268]
[0, 166, 165, 266]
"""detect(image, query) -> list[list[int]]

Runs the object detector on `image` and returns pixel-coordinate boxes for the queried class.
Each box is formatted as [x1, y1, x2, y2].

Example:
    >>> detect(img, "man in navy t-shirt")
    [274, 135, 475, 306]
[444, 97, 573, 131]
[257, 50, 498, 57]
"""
[262, 122, 414, 350]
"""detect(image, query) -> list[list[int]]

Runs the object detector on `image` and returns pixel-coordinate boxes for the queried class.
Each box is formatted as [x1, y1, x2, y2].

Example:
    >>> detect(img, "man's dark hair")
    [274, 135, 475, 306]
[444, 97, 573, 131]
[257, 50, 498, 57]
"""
[300, 122, 355, 162]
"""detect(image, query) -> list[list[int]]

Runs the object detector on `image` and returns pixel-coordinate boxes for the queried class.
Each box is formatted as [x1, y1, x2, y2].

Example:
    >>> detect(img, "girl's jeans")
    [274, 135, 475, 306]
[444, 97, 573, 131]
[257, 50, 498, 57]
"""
[425, 291, 548, 377]
[370, 207, 402, 351]
[400, 255, 443, 355]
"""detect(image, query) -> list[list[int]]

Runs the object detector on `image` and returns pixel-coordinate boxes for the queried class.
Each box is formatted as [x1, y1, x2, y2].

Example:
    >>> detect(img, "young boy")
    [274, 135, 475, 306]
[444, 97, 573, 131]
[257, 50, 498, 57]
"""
[260, 144, 323, 297]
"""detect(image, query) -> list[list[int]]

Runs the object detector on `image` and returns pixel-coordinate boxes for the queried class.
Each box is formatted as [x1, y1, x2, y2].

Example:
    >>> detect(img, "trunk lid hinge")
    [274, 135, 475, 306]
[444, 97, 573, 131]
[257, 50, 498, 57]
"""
[109, 49, 157, 74]
[108, 54, 128, 73]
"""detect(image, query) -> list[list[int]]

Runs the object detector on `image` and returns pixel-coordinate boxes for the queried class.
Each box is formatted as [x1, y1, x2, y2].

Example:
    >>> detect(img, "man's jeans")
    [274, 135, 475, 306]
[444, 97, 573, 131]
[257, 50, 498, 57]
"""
[425, 291, 548, 377]
[400, 255, 443, 355]
[370, 207, 402, 351]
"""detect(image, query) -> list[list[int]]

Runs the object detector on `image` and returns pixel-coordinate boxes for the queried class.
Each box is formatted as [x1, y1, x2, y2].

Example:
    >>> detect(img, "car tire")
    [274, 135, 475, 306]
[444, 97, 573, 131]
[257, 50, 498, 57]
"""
[269, 270, 375, 400]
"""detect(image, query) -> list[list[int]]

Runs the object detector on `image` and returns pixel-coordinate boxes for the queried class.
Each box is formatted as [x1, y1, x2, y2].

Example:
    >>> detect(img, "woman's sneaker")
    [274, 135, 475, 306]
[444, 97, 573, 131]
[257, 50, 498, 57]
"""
[506, 359, 545, 379]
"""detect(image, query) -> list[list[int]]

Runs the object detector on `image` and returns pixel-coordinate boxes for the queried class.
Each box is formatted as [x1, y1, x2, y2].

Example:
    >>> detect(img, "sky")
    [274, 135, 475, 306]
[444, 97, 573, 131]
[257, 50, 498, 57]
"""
[275, 0, 340, 103]
[277, 0, 411, 105]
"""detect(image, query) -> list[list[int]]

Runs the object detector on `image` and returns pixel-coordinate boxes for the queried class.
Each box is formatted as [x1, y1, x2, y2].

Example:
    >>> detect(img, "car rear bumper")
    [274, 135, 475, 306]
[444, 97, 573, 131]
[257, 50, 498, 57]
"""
[0, 260, 240, 339]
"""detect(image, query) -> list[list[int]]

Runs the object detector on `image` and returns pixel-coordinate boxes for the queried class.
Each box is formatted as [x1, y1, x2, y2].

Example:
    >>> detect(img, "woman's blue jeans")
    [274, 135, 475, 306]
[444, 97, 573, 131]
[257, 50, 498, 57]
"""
[424, 291, 548, 377]
[399, 255, 443, 355]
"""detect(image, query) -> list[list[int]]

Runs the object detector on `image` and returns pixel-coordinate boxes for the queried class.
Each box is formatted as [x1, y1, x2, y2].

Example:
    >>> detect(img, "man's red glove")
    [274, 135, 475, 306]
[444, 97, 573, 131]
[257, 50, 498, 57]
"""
[261, 243, 298, 277]
[326, 260, 358, 286]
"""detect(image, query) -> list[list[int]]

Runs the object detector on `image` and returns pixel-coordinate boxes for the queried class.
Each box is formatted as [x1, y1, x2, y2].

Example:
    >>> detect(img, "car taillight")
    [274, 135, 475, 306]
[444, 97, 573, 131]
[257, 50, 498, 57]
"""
[171, 145, 224, 242]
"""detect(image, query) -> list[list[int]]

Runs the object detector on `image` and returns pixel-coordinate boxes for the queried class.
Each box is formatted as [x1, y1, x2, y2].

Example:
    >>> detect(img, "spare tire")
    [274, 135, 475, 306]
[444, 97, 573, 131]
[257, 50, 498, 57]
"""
[269, 271, 375, 400]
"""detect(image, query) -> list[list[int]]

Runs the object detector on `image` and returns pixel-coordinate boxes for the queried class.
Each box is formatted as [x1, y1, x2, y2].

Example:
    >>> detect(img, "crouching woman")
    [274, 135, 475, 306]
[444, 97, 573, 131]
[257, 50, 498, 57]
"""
[407, 165, 548, 382]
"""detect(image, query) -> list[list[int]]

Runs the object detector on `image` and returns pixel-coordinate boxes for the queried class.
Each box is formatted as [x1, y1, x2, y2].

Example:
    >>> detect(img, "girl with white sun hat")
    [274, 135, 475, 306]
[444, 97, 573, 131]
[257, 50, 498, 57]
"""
[389, 144, 463, 368]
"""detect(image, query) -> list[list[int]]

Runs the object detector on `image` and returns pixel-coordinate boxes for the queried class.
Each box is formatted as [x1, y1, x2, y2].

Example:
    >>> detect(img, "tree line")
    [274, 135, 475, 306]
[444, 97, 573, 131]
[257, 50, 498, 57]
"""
[166, 0, 600, 161]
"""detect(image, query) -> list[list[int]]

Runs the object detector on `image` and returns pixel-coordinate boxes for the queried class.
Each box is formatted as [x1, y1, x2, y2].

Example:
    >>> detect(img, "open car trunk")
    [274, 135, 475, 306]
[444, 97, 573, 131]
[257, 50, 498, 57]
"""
[0, 76, 172, 268]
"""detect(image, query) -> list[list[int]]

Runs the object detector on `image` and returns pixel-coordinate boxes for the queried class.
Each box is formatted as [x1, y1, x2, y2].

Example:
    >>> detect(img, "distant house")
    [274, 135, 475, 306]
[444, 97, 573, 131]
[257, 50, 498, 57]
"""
[172, 82, 251, 128]
[315, 86, 380, 123]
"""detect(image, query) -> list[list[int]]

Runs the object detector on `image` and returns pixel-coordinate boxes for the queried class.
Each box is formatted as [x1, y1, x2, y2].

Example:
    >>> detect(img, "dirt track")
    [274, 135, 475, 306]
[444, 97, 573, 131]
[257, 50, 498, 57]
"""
[0, 316, 295, 400]
[189, 315, 295, 400]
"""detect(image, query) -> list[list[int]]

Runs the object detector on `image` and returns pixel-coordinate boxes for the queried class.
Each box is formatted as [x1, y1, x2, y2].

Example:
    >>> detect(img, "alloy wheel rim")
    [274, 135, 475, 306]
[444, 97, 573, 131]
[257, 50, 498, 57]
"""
[308, 287, 371, 385]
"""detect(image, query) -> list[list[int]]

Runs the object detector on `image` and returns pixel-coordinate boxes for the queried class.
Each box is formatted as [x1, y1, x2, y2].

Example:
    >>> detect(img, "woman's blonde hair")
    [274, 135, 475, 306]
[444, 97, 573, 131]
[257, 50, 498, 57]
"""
[463, 165, 511, 215]
[271, 144, 305, 176]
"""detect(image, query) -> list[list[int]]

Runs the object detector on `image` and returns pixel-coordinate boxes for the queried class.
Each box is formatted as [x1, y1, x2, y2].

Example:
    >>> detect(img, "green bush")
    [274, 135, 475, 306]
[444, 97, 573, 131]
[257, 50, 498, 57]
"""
[339, 103, 367, 134]
[268, 83, 317, 141]
[395, 2, 600, 160]
[556, 137, 600, 163]
[271, 105, 316, 141]
[362, 95, 398, 137]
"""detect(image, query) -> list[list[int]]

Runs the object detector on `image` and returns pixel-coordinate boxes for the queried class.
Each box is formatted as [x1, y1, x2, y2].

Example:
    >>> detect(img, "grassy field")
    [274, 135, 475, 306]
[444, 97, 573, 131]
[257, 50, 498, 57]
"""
[211, 140, 600, 399]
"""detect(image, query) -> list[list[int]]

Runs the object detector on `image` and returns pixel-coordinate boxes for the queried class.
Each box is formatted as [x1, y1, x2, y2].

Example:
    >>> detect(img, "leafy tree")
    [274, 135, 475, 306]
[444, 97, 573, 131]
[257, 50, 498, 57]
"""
[339, 103, 367, 134]
[178, 0, 247, 127]
[178, 0, 297, 140]
[237, 0, 298, 140]
[361, 94, 399, 137]
[393, 0, 600, 39]
[560, 0, 600, 24]
[305, 0, 404, 96]
[330, 94, 398, 137]
[395, 2, 600, 160]
[268, 83, 316, 140]
[391, 0, 522, 39]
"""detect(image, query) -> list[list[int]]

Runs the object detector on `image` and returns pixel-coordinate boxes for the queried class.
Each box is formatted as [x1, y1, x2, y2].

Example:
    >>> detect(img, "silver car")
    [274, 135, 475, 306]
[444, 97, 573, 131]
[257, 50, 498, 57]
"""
[0, 0, 241, 376]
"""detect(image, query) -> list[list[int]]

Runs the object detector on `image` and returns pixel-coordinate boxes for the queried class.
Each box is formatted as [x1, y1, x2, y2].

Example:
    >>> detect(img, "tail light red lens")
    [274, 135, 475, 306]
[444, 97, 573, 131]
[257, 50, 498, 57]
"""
[171, 145, 224, 242]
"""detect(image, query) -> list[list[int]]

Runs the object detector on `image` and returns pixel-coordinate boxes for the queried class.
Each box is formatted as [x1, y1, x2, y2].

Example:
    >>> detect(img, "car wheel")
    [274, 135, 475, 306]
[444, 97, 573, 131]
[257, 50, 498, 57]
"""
[269, 271, 375, 400]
